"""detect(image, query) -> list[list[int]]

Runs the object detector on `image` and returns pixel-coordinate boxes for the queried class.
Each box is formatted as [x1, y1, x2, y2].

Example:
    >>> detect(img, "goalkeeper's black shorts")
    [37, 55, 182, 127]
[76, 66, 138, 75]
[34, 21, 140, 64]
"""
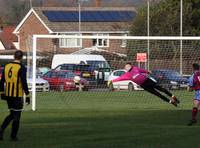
[140, 78, 157, 89]
[6, 97, 23, 111]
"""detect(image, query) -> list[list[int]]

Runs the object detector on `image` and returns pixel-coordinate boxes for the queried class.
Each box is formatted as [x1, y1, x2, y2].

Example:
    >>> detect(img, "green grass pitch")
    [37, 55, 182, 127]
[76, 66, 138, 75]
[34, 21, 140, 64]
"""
[0, 90, 199, 148]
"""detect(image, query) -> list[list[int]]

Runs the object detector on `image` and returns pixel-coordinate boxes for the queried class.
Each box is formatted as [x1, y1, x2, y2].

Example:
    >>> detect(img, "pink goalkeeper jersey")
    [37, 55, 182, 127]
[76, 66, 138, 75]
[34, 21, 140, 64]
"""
[112, 66, 149, 85]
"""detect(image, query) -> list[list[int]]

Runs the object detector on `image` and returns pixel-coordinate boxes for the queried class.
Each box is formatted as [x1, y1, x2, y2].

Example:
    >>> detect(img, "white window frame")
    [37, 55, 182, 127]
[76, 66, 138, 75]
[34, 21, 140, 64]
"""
[59, 33, 82, 48]
[121, 34, 127, 48]
[93, 33, 109, 48]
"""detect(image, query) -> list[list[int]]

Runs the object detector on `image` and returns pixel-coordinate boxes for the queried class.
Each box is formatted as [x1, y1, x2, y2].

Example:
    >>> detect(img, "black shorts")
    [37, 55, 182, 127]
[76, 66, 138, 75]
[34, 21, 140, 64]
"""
[140, 78, 157, 89]
[6, 97, 23, 111]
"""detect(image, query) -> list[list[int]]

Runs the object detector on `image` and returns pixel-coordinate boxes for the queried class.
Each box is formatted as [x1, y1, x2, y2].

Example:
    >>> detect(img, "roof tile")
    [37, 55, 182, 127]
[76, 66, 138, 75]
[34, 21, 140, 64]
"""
[33, 7, 136, 32]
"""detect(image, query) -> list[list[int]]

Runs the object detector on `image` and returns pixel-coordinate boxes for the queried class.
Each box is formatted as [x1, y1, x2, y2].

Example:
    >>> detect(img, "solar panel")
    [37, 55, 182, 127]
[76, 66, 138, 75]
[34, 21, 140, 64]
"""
[43, 11, 136, 22]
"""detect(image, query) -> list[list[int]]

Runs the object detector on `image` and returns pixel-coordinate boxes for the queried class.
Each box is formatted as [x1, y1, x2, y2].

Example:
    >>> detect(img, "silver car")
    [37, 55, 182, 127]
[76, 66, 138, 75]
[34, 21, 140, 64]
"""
[26, 67, 50, 92]
[107, 69, 143, 91]
[27, 76, 50, 92]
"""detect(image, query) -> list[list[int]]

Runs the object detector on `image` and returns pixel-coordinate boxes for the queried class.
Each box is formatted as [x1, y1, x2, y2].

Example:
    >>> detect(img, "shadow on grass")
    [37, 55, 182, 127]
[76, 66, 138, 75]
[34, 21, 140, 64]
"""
[0, 109, 198, 148]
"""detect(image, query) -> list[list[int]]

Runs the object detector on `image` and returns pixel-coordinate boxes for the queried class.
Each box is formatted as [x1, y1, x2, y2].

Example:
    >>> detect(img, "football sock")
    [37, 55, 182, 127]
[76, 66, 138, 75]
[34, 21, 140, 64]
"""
[192, 107, 198, 121]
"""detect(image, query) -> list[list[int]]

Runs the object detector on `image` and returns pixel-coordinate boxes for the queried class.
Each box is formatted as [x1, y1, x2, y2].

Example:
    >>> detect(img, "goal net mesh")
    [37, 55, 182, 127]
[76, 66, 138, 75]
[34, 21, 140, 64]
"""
[27, 35, 198, 111]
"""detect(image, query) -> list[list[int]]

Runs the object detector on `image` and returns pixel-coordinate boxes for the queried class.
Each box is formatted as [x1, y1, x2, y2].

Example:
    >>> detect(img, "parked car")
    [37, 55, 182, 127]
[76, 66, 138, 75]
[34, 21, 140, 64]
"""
[0, 67, 3, 80]
[42, 70, 89, 91]
[54, 64, 95, 82]
[52, 54, 112, 83]
[37, 67, 50, 76]
[26, 68, 50, 92]
[27, 76, 50, 92]
[107, 69, 143, 91]
[27, 73, 50, 92]
[150, 69, 189, 89]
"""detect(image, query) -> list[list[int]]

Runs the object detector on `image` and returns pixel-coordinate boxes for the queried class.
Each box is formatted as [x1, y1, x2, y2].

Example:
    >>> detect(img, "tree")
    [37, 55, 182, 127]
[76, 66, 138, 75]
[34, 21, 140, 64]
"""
[188, 0, 200, 35]
[128, 0, 200, 60]
[0, 0, 29, 25]
[130, 0, 200, 36]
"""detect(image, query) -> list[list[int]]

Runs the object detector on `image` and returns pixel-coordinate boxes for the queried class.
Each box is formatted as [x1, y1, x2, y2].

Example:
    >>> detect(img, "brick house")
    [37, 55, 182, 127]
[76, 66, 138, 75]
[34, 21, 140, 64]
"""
[0, 26, 18, 51]
[13, 7, 136, 55]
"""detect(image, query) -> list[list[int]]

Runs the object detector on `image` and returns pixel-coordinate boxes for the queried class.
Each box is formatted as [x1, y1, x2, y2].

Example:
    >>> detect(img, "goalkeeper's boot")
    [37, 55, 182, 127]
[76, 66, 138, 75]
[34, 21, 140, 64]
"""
[10, 137, 19, 142]
[172, 95, 180, 104]
[187, 119, 197, 126]
[0, 129, 4, 140]
[169, 99, 178, 107]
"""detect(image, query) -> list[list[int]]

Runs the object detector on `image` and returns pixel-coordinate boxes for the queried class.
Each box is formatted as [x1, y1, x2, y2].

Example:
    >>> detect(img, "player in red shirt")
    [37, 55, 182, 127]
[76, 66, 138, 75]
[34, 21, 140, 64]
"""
[187, 63, 200, 126]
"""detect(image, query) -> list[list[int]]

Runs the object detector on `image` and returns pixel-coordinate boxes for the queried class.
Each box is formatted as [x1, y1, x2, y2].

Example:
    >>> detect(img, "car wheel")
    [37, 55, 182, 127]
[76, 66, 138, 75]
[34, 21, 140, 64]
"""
[108, 82, 114, 91]
[128, 83, 134, 91]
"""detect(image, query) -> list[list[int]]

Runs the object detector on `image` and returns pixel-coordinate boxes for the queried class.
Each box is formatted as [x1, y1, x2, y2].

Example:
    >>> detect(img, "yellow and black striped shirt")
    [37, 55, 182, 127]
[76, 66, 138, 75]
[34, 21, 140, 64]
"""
[0, 62, 29, 98]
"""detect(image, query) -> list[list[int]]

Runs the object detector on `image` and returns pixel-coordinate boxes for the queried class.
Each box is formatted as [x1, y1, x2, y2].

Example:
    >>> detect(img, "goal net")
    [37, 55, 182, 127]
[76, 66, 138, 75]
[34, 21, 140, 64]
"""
[28, 35, 199, 111]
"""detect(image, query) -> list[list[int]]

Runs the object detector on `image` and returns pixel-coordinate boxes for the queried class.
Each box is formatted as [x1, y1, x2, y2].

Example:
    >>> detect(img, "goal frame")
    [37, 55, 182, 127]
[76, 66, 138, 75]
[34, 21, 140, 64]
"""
[32, 34, 200, 111]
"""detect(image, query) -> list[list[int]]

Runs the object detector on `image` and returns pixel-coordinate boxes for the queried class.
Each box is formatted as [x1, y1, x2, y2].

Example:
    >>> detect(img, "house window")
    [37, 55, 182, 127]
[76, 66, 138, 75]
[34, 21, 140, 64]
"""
[92, 34, 109, 47]
[121, 34, 127, 47]
[59, 34, 82, 48]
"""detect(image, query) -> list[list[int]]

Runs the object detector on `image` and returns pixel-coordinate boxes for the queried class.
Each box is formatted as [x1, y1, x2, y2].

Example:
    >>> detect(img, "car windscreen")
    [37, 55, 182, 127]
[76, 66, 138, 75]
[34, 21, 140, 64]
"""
[57, 71, 75, 78]
[163, 70, 181, 78]
[60, 64, 75, 70]
[73, 65, 90, 72]
[60, 64, 90, 72]
[27, 69, 42, 78]
[86, 61, 110, 71]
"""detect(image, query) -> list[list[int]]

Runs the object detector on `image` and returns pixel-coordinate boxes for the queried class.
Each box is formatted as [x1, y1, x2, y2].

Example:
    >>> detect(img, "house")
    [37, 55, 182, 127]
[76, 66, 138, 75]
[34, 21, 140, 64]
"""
[13, 6, 136, 55]
[0, 26, 18, 50]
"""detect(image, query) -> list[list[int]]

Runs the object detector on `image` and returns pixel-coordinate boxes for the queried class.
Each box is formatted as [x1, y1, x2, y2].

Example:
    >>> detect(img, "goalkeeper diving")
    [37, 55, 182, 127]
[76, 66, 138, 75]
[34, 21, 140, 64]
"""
[112, 63, 180, 107]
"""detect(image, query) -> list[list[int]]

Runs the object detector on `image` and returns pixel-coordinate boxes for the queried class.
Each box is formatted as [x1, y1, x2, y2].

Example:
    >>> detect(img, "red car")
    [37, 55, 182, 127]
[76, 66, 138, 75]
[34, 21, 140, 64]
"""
[42, 70, 89, 91]
[0, 67, 4, 80]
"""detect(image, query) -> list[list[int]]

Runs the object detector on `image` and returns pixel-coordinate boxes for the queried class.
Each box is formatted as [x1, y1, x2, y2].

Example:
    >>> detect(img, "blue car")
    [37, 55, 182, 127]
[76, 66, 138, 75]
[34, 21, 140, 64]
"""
[150, 69, 189, 89]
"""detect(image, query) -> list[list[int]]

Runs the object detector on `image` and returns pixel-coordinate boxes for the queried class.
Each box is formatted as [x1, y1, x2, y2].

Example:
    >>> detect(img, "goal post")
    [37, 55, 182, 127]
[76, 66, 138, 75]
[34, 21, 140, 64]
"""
[31, 34, 200, 111]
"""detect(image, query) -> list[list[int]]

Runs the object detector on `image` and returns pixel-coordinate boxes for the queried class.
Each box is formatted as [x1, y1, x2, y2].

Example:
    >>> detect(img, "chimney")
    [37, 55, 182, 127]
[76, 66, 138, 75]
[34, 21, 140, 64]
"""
[95, 0, 101, 7]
